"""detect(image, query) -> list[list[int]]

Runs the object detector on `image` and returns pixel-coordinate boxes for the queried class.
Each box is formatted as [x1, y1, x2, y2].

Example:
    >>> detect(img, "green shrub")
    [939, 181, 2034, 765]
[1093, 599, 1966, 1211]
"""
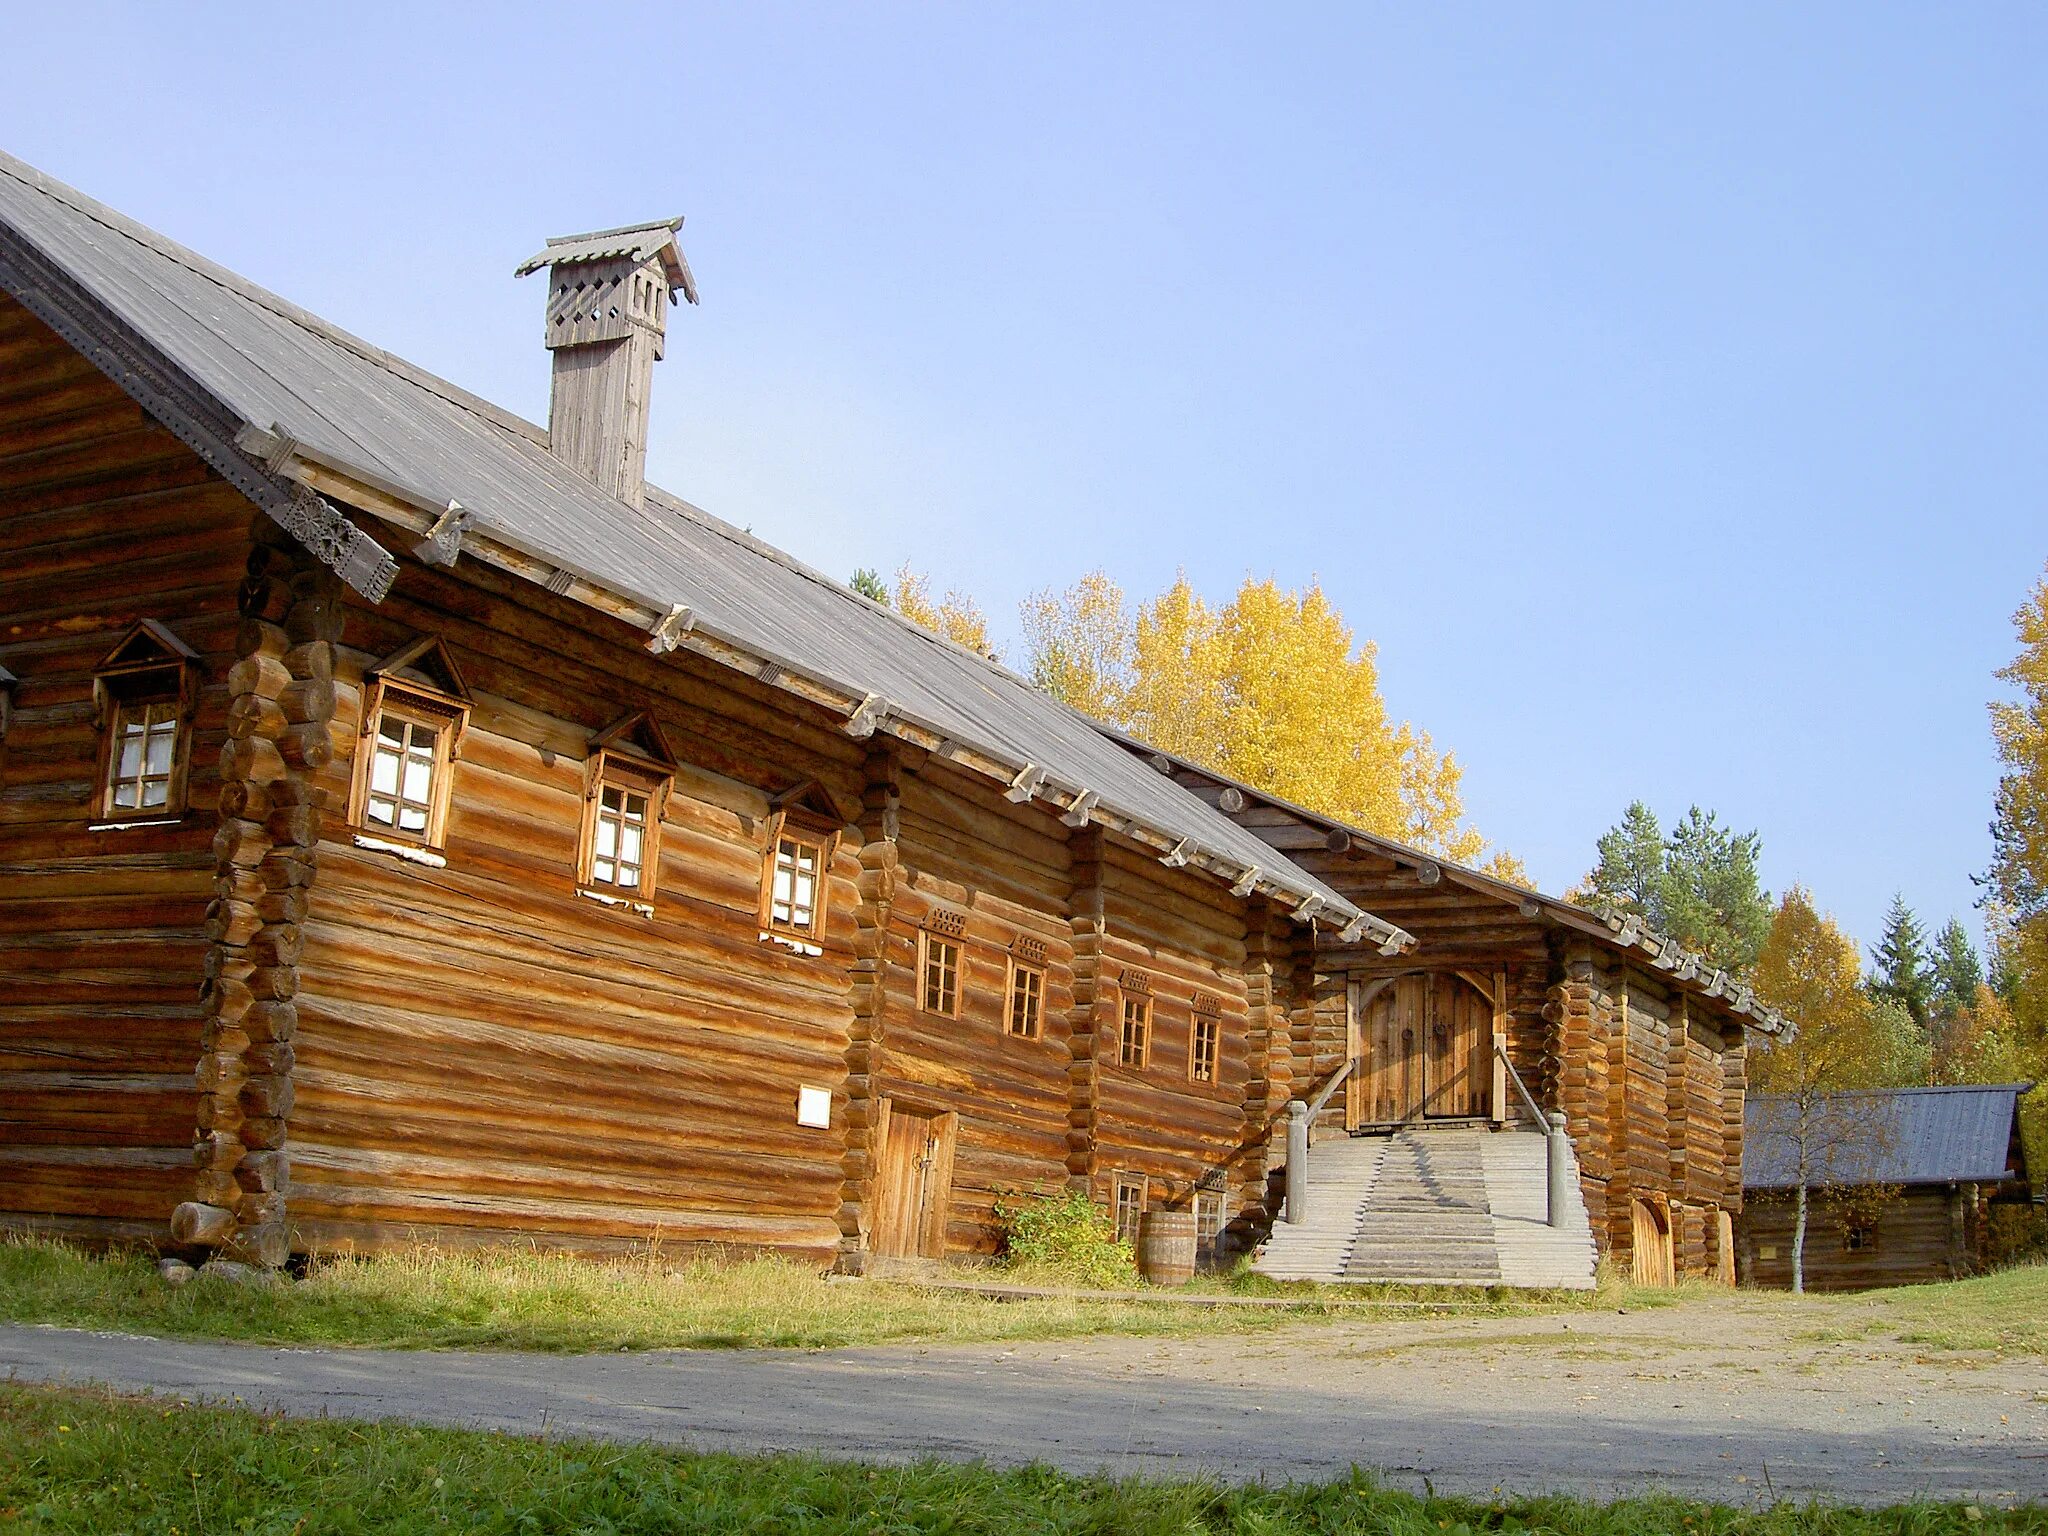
[994, 1188, 1139, 1289]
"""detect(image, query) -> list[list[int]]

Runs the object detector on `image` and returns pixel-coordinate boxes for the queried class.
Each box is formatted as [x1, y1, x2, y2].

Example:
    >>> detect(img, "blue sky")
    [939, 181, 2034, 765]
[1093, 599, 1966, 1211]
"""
[7, 4, 2043, 955]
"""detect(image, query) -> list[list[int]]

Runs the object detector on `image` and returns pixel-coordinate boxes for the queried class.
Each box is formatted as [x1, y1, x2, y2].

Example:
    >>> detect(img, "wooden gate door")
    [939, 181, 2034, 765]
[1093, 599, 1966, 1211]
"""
[1359, 975, 1428, 1125]
[874, 1102, 954, 1258]
[1428, 975, 1491, 1119]
[1357, 973, 1493, 1125]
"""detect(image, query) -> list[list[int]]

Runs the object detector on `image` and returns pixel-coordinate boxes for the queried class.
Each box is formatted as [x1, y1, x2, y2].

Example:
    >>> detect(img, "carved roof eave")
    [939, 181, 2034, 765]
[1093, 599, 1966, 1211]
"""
[226, 430, 1393, 950]
[1103, 735, 1793, 1039]
[0, 227, 397, 602]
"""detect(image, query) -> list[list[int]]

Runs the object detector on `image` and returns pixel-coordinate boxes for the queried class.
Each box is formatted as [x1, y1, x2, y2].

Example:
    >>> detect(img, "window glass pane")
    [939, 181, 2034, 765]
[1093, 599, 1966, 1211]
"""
[398, 803, 428, 833]
[618, 823, 643, 868]
[622, 791, 647, 824]
[593, 857, 616, 884]
[370, 747, 400, 796]
[117, 729, 144, 780]
[401, 754, 433, 804]
[594, 817, 618, 860]
[144, 727, 175, 776]
[113, 781, 139, 809]
[367, 794, 395, 827]
[141, 780, 169, 808]
[378, 717, 406, 746]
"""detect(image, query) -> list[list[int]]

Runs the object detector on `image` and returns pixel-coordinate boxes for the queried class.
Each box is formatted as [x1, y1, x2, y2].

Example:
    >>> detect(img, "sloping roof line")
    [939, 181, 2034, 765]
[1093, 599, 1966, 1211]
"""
[0, 150, 1412, 953]
[1743, 1084, 2033, 1189]
[1105, 732, 1793, 1036]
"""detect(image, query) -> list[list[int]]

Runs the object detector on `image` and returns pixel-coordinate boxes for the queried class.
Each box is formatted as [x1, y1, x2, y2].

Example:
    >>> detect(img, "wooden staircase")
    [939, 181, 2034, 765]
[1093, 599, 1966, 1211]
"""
[1252, 1125, 1596, 1288]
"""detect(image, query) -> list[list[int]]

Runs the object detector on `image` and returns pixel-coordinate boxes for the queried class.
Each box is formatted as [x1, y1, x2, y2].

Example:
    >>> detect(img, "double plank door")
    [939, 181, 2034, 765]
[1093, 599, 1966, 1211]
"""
[1349, 971, 1496, 1127]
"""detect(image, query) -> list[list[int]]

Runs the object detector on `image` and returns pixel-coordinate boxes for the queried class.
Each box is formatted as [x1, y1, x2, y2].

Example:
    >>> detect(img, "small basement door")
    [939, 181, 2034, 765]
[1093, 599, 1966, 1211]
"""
[1350, 972, 1494, 1127]
[873, 1100, 956, 1258]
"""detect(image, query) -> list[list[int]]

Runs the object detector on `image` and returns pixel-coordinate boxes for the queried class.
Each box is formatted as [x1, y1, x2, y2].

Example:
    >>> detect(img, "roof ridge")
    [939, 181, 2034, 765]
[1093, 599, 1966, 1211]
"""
[0, 150, 548, 447]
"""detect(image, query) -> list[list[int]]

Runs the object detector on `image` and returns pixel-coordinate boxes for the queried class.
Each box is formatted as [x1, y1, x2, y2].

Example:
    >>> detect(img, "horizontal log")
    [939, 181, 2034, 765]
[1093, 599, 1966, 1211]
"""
[169, 1200, 235, 1246]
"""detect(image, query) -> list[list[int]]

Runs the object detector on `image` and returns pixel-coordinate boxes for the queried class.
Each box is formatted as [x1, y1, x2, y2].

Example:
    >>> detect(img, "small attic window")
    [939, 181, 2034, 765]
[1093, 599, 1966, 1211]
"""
[92, 620, 199, 823]
[759, 780, 844, 947]
[579, 711, 676, 900]
[349, 636, 472, 851]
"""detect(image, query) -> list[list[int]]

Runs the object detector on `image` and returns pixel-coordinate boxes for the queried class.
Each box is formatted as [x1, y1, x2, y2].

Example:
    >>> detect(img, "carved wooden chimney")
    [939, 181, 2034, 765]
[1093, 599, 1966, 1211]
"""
[515, 219, 697, 508]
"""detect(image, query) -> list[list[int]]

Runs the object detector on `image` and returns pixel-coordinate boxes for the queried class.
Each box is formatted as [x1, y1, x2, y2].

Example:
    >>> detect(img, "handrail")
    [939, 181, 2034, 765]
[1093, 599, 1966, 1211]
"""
[1496, 1041, 1548, 1130]
[1495, 1042, 1571, 1229]
[1302, 1056, 1357, 1123]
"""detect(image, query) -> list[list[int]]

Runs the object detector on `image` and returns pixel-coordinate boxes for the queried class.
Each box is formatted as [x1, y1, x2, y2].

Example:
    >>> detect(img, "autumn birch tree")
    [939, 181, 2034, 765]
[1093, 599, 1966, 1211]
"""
[1750, 887, 1907, 1292]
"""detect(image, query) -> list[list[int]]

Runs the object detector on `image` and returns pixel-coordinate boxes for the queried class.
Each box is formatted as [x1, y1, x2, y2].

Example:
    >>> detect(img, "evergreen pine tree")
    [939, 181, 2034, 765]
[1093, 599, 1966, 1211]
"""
[1660, 806, 1772, 975]
[1869, 894, 1934, 1035]
[1930, 917, 1985, 1020]
[1584, 802, 1667, 928]
[849, 568, 889, 605]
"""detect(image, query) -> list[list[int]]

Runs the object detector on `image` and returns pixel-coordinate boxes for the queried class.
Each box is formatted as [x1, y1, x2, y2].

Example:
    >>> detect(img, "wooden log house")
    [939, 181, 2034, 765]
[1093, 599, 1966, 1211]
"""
[1106, 742, 1792, 1283]
[0, 151, 1789, 1279]
[1736, 1083, 2035, 1290]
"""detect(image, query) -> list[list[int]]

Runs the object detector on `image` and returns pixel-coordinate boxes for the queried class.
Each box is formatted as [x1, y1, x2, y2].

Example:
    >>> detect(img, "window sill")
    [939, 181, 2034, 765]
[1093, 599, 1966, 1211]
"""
[353, 833, 447, 868]
[580, 887, 654, 919]
[89, 816, 184, 832]
[759, 930, 823, 958]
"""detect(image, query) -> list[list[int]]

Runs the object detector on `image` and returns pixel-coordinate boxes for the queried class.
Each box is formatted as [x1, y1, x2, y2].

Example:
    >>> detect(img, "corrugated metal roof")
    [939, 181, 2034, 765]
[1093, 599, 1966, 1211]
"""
[0, 151, 1402, 945]
[1744, 1084, 2033, 1189]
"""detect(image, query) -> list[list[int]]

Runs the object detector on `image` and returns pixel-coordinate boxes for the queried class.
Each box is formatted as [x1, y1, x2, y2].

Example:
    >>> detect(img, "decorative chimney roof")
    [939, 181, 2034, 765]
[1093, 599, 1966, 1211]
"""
[515, 218, 696, 508]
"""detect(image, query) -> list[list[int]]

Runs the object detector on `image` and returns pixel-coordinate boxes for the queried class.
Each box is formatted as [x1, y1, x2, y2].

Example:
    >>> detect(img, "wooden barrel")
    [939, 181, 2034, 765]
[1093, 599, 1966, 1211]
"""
[1137, 1210, 1197, 1286]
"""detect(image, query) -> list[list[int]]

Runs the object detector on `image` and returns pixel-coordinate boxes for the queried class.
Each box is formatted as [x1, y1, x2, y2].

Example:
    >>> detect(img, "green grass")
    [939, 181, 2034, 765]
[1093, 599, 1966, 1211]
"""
[2, 1384, 2035, 1535]
[1795, 1262, 2048, 1357]
[0, 1237, 1630, 1354]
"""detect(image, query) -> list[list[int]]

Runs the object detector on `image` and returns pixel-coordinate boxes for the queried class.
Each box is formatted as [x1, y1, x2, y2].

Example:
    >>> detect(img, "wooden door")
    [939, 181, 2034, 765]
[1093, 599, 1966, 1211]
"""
[1429, 976, 1491, 1119]
[1357, 973, 1493, 1126]
[1631, 1198, 1674, 1286]
[874, 1102, 953, 1258]
[1360, 975, 1428, 1125]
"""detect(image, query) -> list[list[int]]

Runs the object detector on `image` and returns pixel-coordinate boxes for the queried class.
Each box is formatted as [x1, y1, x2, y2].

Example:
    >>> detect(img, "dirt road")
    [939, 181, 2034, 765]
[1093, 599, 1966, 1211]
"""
[4, 1294, 2042, 1505]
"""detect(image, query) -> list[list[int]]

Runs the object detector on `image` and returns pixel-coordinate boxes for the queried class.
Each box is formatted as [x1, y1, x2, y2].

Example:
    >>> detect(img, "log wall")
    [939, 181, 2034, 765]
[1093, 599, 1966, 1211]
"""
[1088, 841, 1254, 1217]
[1735, 1186, 1973, 1291]
[287, 542, 870, 1260]
[0, 298, 246, 1244]
[861, 756, 1078, 1256]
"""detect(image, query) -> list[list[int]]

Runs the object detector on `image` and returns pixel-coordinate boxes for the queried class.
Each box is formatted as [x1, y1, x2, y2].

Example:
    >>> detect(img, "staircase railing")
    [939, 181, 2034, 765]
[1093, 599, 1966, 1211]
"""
[1281, 1057, 1357, 1225]
[1496, 1042, 1572, 1229]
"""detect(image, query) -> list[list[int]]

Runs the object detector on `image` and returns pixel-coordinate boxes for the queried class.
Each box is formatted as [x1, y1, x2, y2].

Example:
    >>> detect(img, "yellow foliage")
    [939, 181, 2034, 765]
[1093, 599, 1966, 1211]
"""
[893, 564, 993, 657]
[1019, 570, 1131, 721]
[1751, 886, 1906, 1094]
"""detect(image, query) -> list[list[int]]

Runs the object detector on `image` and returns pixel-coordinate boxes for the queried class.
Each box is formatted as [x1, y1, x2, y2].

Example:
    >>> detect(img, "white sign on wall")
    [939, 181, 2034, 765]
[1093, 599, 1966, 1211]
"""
[796, 1085, 832, 1129]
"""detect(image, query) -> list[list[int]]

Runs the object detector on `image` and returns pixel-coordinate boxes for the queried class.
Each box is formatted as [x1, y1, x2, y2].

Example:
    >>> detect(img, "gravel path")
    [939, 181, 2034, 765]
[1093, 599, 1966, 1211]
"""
[4, 1297, 2044, 1506]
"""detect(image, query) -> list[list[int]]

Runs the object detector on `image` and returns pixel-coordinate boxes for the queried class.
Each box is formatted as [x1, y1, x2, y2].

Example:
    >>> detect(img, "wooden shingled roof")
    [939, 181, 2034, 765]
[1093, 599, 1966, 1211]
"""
[0, 150, 1410, 952]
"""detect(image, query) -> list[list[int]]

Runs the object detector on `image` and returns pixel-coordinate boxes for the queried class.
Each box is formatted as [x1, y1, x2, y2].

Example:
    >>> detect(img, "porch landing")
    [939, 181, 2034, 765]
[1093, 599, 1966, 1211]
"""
[1253, 1127, 1597, 1289]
